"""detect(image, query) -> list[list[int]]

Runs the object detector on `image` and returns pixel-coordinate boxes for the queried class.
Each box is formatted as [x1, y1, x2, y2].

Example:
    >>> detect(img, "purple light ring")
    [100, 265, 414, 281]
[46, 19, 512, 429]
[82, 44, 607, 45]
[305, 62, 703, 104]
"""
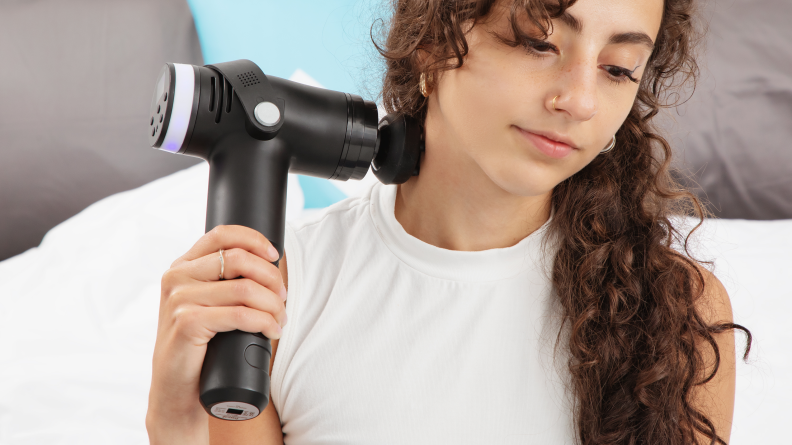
[160, 63, 196, 153]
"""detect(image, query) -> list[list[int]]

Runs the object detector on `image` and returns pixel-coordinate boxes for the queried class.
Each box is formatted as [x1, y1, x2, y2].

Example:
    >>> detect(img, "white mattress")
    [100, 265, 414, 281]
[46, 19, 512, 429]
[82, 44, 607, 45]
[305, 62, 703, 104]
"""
[0, 162, 788, 444]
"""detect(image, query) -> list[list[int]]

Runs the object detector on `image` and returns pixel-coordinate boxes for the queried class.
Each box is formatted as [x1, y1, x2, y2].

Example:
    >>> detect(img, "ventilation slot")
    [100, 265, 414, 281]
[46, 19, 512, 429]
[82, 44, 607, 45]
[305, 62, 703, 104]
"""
[225, 78, 233, 113]
[209, 77, 216, 112]
[214, 77, 224, 123]
[238, 71, 260, 87]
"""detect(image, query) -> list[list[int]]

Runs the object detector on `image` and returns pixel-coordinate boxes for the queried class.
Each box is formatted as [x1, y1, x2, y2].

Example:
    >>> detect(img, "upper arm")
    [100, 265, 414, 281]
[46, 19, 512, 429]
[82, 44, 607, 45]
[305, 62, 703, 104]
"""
[691, 266, 736, 444]
[208, 252, 289, 445]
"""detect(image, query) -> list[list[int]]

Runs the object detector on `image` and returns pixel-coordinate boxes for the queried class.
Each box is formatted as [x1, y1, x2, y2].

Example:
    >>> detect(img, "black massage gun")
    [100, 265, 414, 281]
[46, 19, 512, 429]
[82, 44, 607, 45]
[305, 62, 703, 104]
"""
[148, 59, 423, 420]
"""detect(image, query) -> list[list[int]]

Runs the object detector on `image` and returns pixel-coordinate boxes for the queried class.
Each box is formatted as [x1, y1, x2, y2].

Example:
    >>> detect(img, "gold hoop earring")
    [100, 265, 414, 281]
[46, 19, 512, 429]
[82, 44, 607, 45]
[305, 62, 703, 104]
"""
[552, 95, 560, 111]
[600, 134, 616, 153]
[420, 72, 433, 97]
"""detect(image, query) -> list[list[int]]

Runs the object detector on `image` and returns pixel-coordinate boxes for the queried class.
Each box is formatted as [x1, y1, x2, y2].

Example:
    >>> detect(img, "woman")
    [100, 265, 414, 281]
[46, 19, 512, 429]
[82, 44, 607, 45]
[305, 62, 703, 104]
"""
[146, 0, 751, 443]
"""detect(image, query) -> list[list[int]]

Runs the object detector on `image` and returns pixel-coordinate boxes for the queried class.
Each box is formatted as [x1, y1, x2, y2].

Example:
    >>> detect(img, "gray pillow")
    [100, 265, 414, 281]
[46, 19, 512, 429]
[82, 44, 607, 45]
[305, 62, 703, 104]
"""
[660, 0, 792, 220]
[0, 0, 203, 261]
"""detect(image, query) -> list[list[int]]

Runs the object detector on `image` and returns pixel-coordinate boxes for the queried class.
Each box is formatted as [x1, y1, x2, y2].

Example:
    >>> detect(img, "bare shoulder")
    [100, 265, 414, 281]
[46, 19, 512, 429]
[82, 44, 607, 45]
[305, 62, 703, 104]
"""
[690, 263, 737, 444]
[208, 253, 288, 445]
[693, 264, 733, 325]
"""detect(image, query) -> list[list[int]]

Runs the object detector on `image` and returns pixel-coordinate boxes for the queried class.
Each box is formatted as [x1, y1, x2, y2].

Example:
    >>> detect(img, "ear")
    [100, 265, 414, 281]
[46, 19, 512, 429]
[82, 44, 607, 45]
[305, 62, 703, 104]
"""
[415, 46, 435, 73]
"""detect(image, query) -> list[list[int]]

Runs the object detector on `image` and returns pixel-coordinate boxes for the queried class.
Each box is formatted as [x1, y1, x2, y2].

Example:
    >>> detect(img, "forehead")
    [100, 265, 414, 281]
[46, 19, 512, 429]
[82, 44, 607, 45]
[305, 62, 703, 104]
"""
[492, 0, 664, 47]
[564, 0, 664, 40]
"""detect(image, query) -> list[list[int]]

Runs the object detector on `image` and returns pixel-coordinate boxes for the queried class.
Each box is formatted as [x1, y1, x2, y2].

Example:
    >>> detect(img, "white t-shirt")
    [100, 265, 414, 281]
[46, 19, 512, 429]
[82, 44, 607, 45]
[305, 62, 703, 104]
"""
[271, 180, 576, 444]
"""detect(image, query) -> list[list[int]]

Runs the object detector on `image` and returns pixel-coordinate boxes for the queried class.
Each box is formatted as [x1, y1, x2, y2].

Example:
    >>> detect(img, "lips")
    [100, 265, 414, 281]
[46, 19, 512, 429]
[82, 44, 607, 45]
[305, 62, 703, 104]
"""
[515, 126, 576, 159]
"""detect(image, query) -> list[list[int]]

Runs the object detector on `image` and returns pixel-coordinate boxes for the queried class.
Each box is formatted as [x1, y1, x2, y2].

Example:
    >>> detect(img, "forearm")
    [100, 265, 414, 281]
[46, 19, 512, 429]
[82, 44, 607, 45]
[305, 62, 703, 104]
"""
[146, 406, 210, 445]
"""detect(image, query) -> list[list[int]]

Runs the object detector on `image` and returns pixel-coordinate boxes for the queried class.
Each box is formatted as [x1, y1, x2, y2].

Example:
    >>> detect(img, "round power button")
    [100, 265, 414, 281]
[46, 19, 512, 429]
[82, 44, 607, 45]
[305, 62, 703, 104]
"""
[254, 101, 280, 126]
[244, 344, 270, 370]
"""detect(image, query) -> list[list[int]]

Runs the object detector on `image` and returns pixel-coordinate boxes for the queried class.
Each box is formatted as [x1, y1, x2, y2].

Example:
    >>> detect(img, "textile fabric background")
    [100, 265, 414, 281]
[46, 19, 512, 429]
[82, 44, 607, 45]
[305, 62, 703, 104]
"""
[0, 0, 204, 261]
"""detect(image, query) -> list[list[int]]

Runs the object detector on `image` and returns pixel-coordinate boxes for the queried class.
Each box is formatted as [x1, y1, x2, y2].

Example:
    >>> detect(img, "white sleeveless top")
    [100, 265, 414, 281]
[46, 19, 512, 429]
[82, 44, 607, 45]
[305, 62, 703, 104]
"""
[271, 180, 576, 444]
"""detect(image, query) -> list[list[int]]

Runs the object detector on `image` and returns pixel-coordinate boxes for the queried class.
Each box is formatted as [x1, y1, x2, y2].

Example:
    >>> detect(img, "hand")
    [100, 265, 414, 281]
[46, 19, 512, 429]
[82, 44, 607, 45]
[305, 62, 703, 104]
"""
[146, 225, 288, 445]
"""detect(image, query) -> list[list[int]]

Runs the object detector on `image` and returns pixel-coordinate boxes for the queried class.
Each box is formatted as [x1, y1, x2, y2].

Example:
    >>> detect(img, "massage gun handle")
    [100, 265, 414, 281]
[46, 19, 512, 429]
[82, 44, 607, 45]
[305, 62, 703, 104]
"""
[198, 135, 289, 420]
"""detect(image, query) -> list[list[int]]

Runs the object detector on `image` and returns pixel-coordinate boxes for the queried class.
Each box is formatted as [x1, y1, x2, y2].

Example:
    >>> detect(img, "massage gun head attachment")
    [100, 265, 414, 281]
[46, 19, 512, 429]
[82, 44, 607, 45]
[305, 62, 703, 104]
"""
[148, 60, 422, 184]
[371, 113, 425, 184]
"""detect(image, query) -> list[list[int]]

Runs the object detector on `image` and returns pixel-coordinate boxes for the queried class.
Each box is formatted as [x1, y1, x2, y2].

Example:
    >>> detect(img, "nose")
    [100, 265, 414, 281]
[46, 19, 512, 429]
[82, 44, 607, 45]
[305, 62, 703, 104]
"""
[549, 58, 598, 122]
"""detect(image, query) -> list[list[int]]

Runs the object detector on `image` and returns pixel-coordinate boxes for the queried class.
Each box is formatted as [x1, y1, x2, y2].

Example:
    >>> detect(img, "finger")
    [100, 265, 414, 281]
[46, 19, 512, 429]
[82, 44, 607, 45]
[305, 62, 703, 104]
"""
[180, 248, 286, 295]
[181, 305, 284, 341]
[180, 225, 280, 264]
[174, 278, 287, 327]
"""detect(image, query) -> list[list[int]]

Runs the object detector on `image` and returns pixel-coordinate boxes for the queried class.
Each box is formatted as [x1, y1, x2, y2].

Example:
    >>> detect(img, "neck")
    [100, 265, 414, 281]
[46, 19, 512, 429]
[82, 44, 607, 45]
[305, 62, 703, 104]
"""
[394, 115, 552, 252]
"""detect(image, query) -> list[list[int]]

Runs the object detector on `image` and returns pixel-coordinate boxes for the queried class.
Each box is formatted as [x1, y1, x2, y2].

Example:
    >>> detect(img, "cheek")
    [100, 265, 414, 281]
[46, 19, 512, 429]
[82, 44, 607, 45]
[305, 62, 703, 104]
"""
[438, 46, 528, 149]
[440, 75, 509, 148]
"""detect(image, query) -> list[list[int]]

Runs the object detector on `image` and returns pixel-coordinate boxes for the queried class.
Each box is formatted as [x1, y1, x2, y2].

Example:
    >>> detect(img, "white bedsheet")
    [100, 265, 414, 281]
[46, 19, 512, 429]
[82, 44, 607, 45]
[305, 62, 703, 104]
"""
[0, 162, 788, 444]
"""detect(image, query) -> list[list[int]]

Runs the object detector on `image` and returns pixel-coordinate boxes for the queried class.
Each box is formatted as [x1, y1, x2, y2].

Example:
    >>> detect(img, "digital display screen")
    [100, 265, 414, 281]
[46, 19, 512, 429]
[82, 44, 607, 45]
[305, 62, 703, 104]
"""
[151, 66, 168, 113]
[156, 71, 166, 100]
[226, 408, 244, 415]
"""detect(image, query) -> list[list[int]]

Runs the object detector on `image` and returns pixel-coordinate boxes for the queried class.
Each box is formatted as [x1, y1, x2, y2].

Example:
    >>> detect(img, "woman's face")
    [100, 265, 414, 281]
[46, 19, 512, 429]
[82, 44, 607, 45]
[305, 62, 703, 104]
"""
[428, 0, 664, 197]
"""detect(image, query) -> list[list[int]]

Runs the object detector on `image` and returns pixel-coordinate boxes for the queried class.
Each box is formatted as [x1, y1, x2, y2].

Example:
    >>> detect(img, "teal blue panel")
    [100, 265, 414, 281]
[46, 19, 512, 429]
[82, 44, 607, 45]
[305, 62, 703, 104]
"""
[298, 175, 348, 208]
[186, 0, 385, 98]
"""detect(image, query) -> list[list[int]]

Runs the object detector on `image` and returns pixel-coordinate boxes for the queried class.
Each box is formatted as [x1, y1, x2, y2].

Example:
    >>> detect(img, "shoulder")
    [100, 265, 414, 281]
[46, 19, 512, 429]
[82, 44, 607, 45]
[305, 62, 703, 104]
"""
[689, 265, 739, 444]
[693, 264, 733, 325]
[282, 181, 379, 287]
[287, 183, 374, 234]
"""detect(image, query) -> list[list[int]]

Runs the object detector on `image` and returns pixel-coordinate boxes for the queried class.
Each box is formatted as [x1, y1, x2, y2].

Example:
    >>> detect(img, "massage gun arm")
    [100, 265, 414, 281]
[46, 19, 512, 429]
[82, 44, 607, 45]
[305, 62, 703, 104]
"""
[208, 254, 288, 444]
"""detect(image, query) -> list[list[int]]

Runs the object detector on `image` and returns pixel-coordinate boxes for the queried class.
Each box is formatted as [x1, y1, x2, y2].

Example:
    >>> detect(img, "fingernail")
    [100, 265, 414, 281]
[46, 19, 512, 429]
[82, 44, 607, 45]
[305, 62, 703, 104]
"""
[267, 245, 280, 262]
[281, 311, 288, 327]
[272, 325, 282, 339]
[279, 284, 288, 302]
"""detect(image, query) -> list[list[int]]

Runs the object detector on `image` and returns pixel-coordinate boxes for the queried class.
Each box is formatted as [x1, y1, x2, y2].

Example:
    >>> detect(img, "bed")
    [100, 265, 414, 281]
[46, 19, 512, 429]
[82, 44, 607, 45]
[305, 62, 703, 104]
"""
[0, 161, 789, 444]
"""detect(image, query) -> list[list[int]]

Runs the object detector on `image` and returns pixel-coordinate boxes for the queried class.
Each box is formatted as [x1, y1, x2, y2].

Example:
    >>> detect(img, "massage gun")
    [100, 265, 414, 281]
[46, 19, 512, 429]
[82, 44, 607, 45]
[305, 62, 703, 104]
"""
[148, 59, 423, 420]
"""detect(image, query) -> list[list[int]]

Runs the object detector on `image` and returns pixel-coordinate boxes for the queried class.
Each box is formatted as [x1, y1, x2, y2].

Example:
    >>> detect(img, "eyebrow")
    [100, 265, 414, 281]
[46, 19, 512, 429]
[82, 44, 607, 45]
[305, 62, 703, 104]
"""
[555, 11, 656, 52]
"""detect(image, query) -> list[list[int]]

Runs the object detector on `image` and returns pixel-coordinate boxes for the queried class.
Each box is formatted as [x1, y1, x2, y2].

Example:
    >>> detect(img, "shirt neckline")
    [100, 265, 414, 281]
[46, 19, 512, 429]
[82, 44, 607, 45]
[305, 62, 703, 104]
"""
[368, 182, 553, 282]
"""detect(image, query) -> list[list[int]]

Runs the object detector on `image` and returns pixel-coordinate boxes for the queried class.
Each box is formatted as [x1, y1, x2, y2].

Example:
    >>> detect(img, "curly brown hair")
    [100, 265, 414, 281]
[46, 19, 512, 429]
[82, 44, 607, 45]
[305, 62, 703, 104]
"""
[370, 0, 752, 444]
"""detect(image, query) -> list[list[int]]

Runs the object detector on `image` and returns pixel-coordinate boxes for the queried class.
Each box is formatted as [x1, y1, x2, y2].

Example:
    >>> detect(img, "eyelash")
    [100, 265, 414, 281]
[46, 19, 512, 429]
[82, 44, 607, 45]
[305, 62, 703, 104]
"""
[521, 40, 639, 85]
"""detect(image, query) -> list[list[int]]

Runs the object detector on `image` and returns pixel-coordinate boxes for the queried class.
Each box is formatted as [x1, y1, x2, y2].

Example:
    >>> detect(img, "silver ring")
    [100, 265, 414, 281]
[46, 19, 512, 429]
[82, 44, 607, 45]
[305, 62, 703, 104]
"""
[218, 249, 225, 280]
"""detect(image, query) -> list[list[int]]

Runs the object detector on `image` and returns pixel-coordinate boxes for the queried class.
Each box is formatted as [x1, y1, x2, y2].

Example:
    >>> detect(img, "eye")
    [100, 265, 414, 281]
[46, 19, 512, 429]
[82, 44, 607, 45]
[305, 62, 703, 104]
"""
[520, 38, 558, 59]
[603, 65, 640, 85]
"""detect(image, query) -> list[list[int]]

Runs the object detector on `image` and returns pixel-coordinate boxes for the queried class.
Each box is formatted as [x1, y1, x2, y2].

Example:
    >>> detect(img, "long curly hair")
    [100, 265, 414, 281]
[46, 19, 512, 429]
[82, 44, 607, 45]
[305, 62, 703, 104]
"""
[371, 0, 752, 443]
